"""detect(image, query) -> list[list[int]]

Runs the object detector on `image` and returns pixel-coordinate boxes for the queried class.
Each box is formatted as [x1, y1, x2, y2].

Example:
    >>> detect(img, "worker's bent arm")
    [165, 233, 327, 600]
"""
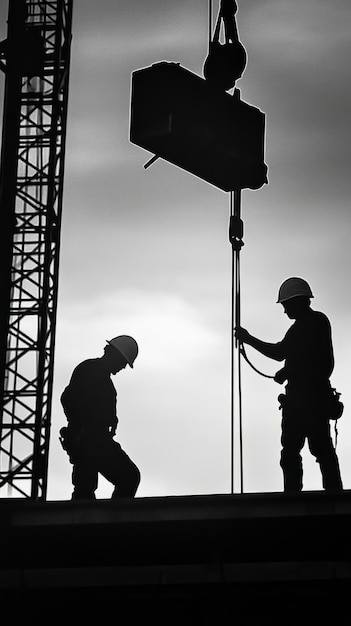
[235, 327, 285, 361]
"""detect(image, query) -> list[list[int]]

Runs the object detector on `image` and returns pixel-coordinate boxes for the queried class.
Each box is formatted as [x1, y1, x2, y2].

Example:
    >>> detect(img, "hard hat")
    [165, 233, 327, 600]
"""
[277, 277, 314, 303]
[106, 335, 138, 367]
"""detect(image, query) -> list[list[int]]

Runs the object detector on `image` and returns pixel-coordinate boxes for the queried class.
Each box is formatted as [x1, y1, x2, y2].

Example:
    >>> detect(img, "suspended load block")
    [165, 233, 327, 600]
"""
[130, 62, 268, 192]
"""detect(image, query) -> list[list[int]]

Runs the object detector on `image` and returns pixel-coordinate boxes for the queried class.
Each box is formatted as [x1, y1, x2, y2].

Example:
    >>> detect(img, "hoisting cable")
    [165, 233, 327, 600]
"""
[230, 199, 235, 494]
[229, 189, 244, 494]
[208, 0, 212, 53]
[229, 188, 275, 494]
[234, 191, 244, 494]
[207, 0, 269, 493]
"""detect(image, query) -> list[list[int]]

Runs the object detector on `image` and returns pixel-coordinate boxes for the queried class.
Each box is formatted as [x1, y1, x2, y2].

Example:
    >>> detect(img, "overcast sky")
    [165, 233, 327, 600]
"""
[1, 1, 351, 500]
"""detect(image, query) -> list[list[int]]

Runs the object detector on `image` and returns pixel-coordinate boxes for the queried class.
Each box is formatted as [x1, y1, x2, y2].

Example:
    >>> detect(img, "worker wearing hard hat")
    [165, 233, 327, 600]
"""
[235, 277, 343, 493]
[59, 335, 141, 500]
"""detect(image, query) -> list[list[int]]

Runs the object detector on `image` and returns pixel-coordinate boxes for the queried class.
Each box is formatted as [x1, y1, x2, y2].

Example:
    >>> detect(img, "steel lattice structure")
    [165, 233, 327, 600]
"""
[0, 0, 73, 499]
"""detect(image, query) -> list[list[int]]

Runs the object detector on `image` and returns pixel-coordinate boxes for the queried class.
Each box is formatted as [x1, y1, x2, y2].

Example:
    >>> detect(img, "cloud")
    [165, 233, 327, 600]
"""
[51, 286, 231, 499]
[2, 0, 350, 499]
[55, 288, 223, 372]
[71, 0, 207, 63]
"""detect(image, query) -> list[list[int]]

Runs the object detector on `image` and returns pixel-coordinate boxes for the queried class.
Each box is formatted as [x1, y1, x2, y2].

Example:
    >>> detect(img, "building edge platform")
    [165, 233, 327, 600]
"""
[1, 490, 351, 621]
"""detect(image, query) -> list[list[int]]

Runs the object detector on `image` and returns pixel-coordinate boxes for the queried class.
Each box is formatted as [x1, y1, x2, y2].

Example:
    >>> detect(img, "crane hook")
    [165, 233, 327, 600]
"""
[203, 0, 247, 92]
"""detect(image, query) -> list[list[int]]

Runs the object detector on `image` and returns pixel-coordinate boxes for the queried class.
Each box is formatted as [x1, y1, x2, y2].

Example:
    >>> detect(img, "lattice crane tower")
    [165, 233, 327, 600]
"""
[0, 0, 73, 499]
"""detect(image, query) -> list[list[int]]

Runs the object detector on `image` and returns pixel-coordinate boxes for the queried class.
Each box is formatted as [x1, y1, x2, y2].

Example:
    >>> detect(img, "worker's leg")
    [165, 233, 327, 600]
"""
[280, 411, 305, 492]
[98, 439, 140, 498]
[308, 418, 343, 491]
[71, 455, 98, 500]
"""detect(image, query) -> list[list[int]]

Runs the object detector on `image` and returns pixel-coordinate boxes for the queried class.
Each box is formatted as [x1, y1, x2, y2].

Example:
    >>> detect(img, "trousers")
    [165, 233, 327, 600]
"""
[280, 401, 342, 492]
[71, 434, 140, 500]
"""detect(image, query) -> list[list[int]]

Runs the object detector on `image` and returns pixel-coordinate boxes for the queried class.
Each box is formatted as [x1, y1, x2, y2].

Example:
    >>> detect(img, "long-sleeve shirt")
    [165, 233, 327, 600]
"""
[61, 358, 118, 433]
[277, 309, 334, 386]
[250, 309, 334, 391]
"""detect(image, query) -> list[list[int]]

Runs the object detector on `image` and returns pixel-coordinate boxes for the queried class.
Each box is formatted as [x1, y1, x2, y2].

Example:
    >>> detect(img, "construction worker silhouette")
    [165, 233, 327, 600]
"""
[59, 335, 141, 500]
[235, 277, 343, 492]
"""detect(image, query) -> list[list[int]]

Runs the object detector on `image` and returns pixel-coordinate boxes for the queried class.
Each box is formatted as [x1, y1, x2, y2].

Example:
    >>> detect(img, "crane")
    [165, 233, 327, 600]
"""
[0, 0, 73, 499]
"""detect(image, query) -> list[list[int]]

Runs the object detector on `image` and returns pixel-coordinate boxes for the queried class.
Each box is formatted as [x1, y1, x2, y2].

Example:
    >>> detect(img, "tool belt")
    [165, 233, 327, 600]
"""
[278, 384, 344, 420]
[59, 426, 84, 463]
[59, 425, 114, 463]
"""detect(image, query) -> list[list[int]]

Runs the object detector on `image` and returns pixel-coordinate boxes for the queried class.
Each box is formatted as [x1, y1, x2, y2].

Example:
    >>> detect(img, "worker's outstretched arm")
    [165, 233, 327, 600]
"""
[235, 326, 285, 361]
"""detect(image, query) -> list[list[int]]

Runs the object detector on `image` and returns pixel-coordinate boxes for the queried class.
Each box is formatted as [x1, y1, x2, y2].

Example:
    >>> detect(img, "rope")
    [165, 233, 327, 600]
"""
[240, 344, 275, 379]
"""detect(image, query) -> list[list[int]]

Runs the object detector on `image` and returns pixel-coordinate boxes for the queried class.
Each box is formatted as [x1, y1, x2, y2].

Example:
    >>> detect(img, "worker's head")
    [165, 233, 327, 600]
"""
[282, 296, 311, 320]
[105, 335, 138, 374]
[277, 277, 313, 320]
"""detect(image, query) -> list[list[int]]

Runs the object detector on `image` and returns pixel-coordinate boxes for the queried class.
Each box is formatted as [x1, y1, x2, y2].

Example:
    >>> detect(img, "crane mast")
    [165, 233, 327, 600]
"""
[0, 0, 73, 499]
